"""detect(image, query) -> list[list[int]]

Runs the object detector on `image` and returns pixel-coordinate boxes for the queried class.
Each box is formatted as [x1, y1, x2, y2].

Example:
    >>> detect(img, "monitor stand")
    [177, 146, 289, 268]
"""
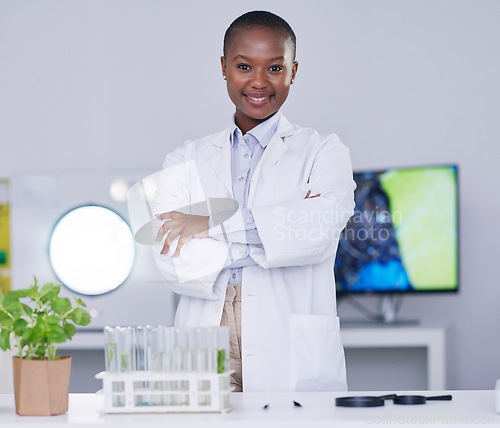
[340, 295, 420, 327]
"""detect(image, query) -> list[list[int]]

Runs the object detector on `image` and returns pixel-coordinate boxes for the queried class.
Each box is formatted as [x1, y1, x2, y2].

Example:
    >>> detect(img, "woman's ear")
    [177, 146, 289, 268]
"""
[291, 61, 299, 84]
[220, 56, 227, 81]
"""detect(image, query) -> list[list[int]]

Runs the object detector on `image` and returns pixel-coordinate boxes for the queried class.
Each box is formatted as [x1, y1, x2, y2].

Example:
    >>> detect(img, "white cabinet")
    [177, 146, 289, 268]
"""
[341, 325, 446, 391]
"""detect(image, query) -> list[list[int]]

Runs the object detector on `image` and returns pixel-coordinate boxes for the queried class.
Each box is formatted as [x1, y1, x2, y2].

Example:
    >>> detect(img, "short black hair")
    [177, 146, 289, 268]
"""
[223, 11, 296, 60]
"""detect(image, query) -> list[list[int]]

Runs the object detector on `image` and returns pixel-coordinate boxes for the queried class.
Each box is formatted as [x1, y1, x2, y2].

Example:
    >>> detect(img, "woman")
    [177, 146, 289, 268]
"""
[153, 10, 355, 392]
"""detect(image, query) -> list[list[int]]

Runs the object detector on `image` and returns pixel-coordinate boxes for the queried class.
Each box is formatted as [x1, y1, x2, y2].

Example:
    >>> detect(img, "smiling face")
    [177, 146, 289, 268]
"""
[221, 26, 298, 134]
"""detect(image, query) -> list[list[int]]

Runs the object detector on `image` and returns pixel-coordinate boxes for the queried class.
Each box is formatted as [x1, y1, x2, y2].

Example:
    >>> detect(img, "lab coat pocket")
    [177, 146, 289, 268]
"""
[289, 314, 347, 391]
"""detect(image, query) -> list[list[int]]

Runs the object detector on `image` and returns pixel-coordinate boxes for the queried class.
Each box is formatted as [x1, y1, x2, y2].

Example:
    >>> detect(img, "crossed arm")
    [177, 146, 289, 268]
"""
[155, 190, 320, 257]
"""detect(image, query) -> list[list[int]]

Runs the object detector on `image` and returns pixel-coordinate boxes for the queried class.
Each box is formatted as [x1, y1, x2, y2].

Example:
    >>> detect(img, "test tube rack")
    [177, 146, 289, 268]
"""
[96, 370, 233, 413]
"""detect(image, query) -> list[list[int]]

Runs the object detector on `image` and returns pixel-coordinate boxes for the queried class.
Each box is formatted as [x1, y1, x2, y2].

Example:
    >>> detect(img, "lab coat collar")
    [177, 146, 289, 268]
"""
[229, 111, 281, 150]
[213, 113, 297, 148]
[209, 114, 297, 198]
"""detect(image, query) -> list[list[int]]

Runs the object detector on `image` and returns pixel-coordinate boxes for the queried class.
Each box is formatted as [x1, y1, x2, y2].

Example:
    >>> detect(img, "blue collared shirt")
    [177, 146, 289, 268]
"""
[225, 111, 281, 284]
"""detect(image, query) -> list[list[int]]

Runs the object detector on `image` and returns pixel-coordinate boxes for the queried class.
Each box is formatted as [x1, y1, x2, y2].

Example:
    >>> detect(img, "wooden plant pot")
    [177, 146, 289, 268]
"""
[12, 356, 71, 416]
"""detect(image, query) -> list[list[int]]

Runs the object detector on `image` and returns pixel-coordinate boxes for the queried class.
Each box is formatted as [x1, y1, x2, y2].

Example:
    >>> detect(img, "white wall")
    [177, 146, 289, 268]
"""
[1, 0, 499, 390]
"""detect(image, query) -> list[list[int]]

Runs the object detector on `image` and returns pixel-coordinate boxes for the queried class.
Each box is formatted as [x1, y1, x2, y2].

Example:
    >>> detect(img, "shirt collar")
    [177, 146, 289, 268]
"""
[230, 111, 281, 149]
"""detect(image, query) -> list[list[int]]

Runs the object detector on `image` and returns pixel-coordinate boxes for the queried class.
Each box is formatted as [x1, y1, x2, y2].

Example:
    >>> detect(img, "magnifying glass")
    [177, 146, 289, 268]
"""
[335, 394, 452, 407]
[393, 394, 452, 405]
[335, 394, 397, 408]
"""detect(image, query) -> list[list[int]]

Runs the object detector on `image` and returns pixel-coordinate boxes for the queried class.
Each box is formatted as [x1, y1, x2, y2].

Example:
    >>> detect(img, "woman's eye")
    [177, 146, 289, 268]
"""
[237, 64, 251, 71]
[269, 65, 283, 72]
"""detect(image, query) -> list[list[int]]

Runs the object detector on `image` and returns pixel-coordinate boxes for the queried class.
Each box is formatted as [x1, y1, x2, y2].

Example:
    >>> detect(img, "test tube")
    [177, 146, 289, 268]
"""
[117, 327, 135, 373]
[134, 325, 153, 406]
[104, 326, 119, 373]
[206, 327, 218, 374]
[196, 328, 211, 405]
[104, 326, 124, 407]
[149, 325, 166, 406]
[174, 328, 189, 405]
[162, 326, 176, 406]
[217, 326, 230, 374]
[217, 326, 230, 401]
[162, 327, 175, 373]
[134, 325, 148, 371]
[187, 328, 208, 373]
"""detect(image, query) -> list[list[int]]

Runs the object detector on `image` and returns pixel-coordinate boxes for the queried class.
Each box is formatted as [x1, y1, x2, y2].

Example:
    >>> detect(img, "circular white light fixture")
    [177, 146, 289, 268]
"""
[110, 179, 130, 202]
[49, 205, 135, 295]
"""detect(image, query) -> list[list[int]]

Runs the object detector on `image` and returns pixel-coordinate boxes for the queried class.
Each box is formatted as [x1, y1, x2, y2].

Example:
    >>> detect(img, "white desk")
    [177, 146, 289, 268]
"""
[0, 390, 497, 427]
[341, 325, 446, 390]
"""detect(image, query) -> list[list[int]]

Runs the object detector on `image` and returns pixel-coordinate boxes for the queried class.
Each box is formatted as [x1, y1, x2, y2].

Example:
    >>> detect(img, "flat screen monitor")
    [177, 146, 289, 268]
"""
[334, 164, 459, 294]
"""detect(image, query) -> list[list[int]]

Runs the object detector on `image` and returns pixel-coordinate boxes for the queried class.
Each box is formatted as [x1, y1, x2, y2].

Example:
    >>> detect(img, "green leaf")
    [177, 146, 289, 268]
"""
[0, 312, 13, 329]
[34, 344, 46, 359]
[75, 297, 87, 308]
[50, 297, 71, 315]
[3, 298, 21, 316]
[0, 329, 10, 351]
[7, 288, 35, 299]
[46, 315, 61, 325]
[67, 307, 91, 326]
[40, 282, 61, 302]
[3, 292, 20, 309]
[121, 354, 128, 370]
[21, 326, 43, 347]
[46, 325, 67, 343]
[217, 349, 227, 374]
[20, 304, 33, 317]
[13, 318, 28, 336]
[0, 288, 4, 303]
[62, 321, 76, 340]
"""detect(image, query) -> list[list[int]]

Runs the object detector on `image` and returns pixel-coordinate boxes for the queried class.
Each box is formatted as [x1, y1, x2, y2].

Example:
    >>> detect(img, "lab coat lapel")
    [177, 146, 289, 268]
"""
[248, 115, 296, 207]
[207, 127, 233, 198]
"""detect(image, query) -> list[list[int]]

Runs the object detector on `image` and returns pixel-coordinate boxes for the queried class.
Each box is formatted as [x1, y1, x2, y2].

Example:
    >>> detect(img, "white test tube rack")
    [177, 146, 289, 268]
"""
[95, 370, 233, 413]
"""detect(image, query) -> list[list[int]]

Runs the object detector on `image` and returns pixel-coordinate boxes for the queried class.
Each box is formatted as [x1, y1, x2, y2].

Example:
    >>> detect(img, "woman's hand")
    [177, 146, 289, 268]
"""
[305, 190, 321, 199]
[155, 211, 209, 257]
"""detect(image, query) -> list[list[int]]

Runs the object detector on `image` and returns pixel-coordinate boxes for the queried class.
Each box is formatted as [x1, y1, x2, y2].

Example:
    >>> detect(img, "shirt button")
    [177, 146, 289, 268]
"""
[244, 137, 250, 143]
[244, 153, 249, 158]
[232, 274, 237, 279]
[239, 176, 245, 181]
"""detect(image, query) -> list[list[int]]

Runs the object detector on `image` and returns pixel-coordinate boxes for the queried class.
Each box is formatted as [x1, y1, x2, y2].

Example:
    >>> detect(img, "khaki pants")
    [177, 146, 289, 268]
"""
[220, 284, 243, 392]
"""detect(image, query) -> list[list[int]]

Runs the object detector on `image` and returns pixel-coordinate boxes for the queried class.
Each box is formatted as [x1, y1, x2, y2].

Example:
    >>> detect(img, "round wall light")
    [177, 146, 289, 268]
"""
[49, 205, 135, 295]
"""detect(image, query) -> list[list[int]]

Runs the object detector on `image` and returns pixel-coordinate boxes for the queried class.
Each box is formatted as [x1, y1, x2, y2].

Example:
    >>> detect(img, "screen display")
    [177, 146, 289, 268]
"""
[334, 165, 458, 293]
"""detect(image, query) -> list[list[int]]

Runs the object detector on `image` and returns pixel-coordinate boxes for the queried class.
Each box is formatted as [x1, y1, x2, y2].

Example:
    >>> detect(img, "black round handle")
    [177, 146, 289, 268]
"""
[426, 395, 453, 401]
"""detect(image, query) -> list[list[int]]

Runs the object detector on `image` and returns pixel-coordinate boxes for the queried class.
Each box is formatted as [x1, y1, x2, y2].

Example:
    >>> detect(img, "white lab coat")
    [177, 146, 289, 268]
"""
[153, 114, 355, 392]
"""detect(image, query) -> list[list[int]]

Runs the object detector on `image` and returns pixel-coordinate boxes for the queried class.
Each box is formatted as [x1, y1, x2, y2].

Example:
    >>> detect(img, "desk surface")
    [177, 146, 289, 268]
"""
[0, 390, 498, 427]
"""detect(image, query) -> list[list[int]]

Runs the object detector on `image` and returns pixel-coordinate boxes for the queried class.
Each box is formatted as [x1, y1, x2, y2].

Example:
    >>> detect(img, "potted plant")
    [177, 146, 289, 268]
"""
[0, 277, 90, 416]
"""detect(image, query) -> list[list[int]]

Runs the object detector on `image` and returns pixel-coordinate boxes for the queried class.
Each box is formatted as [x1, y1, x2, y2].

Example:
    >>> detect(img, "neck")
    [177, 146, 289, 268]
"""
[235, 111, 278, 135]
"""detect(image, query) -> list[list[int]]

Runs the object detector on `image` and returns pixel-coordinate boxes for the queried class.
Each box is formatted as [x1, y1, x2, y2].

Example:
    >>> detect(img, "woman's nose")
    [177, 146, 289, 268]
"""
[251, 69, 267, 88]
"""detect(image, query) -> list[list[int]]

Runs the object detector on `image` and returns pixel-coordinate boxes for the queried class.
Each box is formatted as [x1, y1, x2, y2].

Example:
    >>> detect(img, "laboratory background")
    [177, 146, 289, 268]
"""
[0, 0, 499, 395]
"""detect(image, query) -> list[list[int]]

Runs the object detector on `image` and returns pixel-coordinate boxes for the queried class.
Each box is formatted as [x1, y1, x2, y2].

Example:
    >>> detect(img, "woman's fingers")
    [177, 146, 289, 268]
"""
[165, 225, 181, 248]
[155, 211, 180, 220]
[156, 212, 209, 256]
[305, 190, 321, 199]
[172, 236, 188, 258]
[155, 219, 177, 242]
[160, 240, 169, 255]
[160, 226, 181, 255]
[155, 211, 184, 242]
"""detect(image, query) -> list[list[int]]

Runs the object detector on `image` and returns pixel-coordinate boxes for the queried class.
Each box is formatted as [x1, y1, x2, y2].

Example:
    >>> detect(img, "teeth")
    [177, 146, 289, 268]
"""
[247, 95, 269, 102]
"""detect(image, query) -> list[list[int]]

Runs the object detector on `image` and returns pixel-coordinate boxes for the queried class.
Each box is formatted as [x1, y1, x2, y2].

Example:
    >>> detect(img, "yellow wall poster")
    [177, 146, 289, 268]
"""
[0, 179, 10, 295]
